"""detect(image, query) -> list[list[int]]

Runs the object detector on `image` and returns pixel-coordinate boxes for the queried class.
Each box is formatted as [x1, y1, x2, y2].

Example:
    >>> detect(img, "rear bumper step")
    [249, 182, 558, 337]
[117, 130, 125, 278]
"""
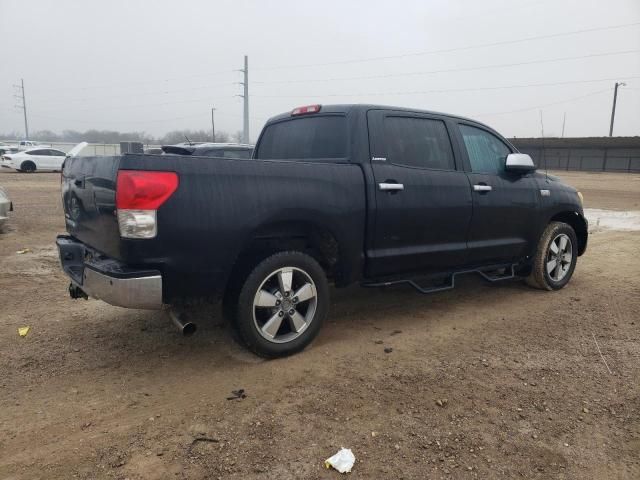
[56, 235, 163, 310]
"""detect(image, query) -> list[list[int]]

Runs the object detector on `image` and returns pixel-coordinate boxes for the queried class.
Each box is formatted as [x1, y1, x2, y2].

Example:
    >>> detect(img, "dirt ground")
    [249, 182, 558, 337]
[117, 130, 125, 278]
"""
[0, 169, 638, 480]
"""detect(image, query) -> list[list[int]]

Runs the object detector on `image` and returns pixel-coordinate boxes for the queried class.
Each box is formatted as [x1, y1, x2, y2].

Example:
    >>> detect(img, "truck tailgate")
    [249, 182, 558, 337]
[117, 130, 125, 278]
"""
[61, 155, 121, 258]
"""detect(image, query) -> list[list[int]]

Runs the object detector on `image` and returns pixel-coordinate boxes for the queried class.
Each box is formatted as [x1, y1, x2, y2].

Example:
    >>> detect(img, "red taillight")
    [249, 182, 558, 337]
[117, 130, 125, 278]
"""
[291, 104, 321, 116]
[116, 170, 178, 210]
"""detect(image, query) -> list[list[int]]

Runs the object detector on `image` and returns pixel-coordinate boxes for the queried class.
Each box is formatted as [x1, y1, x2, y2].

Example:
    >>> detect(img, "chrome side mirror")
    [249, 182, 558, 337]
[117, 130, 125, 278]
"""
[505, 153, 536, 173]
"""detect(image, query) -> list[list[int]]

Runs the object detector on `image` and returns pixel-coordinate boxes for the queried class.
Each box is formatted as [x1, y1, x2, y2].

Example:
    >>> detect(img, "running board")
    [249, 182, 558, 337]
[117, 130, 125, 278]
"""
[362, 264, 516, 295]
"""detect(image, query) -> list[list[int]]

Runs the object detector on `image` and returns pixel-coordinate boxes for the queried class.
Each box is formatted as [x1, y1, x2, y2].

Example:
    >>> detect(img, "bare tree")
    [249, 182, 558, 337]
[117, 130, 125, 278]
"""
[213, 131, 230, 143]
[0, 127, 235, 145]
[231, 131, 243, 143]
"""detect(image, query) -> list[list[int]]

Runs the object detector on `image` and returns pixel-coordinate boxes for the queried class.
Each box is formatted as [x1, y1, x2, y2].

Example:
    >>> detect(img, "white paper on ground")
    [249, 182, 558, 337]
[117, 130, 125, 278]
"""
[324, 448, 355, 473]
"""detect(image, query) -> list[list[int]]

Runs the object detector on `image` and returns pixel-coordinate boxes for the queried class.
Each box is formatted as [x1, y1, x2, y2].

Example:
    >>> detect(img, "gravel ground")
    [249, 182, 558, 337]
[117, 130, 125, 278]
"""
[0, 169, 638, 479]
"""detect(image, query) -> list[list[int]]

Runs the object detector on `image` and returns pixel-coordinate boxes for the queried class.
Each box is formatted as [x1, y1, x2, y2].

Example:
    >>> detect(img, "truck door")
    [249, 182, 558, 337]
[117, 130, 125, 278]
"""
[29, 149, 50, 170]
[366, 110, 472, 277]
[454, 122, 539, 265]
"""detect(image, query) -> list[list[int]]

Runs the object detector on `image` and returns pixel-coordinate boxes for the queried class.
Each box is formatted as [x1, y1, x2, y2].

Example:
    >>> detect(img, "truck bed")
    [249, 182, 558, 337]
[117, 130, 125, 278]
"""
[61, 153, 367, 301]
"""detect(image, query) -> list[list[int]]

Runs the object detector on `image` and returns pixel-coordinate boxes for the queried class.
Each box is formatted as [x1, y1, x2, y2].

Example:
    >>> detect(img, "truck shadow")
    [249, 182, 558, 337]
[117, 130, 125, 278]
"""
[70, 274, 534, 371]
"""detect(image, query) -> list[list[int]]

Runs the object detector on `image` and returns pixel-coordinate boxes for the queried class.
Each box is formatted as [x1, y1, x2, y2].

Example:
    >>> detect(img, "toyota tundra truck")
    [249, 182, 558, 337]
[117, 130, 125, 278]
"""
[56, 104, 587, 357]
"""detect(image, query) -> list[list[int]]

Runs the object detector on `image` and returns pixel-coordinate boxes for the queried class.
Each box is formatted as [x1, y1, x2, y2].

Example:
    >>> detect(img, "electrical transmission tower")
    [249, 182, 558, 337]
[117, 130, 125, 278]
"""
[237, 55, 249, 144]
[13, 79, 29, 140]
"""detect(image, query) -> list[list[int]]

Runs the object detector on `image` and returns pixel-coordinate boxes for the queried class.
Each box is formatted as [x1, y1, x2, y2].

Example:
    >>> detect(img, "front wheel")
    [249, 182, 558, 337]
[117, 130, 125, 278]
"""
[231, 251, 329, 358]
[527, 222, 578, 290]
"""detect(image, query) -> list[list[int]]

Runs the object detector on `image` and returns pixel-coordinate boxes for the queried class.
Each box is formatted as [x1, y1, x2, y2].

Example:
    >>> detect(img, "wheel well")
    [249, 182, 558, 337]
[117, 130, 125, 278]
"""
[229, 222, 343, 287]
[550, 211, 588, 255]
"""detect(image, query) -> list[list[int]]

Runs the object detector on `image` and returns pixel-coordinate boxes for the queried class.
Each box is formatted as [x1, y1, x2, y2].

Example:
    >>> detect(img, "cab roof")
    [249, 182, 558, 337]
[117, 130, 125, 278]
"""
[265, 104, 486, 126]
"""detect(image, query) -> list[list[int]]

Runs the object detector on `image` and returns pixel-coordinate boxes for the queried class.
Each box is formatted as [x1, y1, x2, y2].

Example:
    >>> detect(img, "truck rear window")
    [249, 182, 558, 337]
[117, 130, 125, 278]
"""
[256, 116, 347, 160]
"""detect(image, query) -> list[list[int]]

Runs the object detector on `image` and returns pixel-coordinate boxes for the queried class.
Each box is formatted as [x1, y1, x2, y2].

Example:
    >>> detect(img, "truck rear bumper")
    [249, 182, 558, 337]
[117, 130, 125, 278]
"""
[80, 267, 163, 310]
[56, 235, 163, 310]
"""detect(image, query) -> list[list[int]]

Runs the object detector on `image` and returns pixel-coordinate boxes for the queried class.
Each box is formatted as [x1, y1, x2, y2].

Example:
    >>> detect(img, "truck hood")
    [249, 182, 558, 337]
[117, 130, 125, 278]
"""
[66, 142, 88, 158]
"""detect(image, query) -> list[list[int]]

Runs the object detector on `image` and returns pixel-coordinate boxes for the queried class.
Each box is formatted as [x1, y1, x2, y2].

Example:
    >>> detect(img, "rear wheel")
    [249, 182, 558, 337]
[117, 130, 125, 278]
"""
[231, 251, 329, 358]
[20, 161, 36, 173]
[527, 222, 578, 290]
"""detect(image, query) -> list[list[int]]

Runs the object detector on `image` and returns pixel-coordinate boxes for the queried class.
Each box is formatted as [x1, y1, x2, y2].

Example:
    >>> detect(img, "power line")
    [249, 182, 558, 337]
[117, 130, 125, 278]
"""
[250, 74, 640, 99]
[474, 87, 613, 118]
[24, 22, 640, 96]
[252, 50, 640, 85]
[33, 94, 238, 114]
[35, 69, 237, 94]
[31, 80, 236, 105]
[253, 21, 640, 71]
[29, 112, 207, 125]
[29, 108, 267, 125]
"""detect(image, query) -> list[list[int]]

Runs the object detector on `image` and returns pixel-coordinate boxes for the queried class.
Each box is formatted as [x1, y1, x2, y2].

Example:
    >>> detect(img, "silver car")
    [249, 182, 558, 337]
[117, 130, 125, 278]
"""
[0, 186, 12, 228]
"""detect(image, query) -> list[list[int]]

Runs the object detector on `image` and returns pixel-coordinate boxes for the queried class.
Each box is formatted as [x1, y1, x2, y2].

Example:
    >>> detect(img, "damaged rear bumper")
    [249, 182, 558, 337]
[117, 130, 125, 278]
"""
[56, 235, 163, 310]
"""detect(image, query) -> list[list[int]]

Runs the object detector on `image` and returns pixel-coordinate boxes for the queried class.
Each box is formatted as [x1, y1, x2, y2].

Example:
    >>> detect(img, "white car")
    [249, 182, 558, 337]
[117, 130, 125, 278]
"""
[1, 143, 87, 173]
[0, 144, 19, 156]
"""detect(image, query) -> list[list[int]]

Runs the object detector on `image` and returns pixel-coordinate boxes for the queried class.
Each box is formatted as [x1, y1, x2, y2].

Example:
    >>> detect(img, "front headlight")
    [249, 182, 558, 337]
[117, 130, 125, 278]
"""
[577, 191, 584, 205]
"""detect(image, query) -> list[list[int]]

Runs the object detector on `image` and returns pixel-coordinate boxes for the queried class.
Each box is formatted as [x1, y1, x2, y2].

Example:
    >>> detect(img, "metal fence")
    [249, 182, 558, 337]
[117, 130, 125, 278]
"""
[511, 137, 640, 173]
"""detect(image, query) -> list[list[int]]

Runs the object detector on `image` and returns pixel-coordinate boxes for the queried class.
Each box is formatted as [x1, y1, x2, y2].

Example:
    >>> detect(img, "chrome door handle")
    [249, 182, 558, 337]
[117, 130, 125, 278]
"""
[379, 183, 404, 191]
[473, 184, 492, 192]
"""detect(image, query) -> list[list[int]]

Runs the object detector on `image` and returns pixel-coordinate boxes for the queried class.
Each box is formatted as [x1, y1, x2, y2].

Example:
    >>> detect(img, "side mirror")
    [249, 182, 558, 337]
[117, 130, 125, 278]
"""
[505, 153, 535, 173]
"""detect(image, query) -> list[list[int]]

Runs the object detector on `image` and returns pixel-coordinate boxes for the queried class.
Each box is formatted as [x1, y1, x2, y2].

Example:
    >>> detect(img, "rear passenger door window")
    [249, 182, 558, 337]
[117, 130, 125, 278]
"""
[459, 125, 511, 174]
[384, 116, 455, 170]
[29, 149, 49, 156]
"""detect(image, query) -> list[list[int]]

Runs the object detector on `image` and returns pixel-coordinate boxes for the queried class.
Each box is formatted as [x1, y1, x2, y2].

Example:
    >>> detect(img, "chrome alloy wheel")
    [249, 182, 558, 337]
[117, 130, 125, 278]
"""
[252, 267, 318, 343]
[546, 233, 573, 282]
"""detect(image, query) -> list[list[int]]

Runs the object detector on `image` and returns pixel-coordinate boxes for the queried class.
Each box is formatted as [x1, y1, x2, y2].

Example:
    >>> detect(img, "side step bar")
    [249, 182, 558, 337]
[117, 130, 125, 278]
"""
[362, 264, 516, 295]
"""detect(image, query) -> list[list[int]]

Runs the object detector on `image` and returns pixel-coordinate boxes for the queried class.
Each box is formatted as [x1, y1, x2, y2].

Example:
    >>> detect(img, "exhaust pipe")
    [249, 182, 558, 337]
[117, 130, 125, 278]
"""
[168, 309, 197, 337]
[69, 283, 88, 300]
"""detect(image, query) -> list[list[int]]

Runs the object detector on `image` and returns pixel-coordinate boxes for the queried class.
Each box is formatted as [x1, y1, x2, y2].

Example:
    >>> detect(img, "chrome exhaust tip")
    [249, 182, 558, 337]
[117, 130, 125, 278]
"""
[168, 309, 197, 337]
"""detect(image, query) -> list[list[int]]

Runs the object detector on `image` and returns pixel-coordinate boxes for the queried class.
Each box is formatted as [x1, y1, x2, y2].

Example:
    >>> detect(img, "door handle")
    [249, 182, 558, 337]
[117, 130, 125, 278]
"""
[379, 182, 404, 191]
[473, 184, 492, 192]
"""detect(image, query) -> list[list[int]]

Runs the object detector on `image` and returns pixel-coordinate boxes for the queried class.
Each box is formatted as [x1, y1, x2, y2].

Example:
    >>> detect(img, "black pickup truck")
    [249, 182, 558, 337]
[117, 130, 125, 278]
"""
[57, 104, 587, 357]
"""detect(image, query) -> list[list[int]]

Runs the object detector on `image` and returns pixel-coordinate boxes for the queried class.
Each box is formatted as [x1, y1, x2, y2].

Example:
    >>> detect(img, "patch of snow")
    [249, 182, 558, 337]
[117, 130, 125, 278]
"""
[584, 209, 640, 232]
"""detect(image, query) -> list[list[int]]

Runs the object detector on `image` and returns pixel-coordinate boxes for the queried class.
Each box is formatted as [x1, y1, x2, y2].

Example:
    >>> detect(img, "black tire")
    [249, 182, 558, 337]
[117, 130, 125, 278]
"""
[527, 222, 578, 291]
[230, 251, 329, 358]
[20, 161, 36, 173]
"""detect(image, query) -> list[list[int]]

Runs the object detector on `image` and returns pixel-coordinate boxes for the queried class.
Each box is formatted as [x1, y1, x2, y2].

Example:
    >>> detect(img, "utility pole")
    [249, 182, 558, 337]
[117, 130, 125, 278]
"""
[211, 107, 216, 142]
[561, 112, 566, 138]
[609, 82, 626, 137]
[239, 55, 249, 144]
[13, 78, 29, 140]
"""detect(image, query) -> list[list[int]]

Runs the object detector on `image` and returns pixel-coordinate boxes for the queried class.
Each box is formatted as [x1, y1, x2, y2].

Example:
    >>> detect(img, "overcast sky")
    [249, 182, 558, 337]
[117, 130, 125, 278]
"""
[1, 0, 639, 141]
